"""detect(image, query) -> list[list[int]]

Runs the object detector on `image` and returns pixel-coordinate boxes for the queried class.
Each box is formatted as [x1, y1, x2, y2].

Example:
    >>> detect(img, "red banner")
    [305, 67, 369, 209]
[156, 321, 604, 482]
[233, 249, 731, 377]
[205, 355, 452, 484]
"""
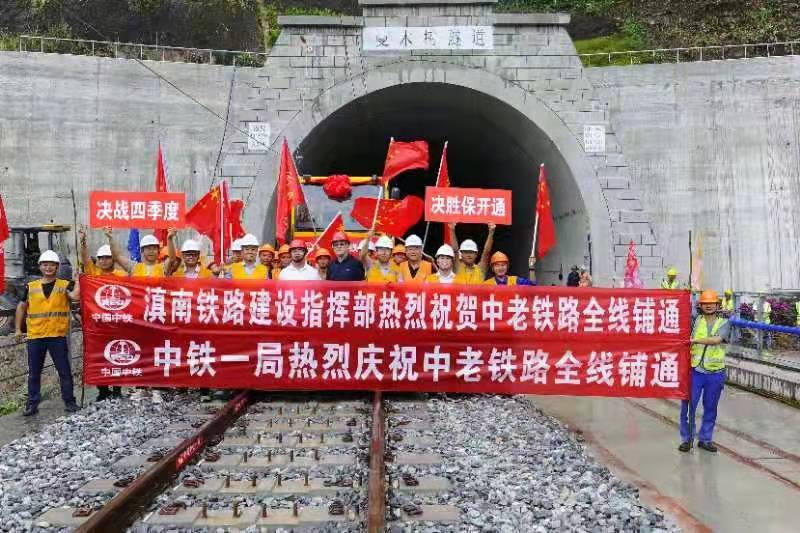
[81, 276, 690, 398]
[89, 191, 186, 229]
[425, 186, 512, 225]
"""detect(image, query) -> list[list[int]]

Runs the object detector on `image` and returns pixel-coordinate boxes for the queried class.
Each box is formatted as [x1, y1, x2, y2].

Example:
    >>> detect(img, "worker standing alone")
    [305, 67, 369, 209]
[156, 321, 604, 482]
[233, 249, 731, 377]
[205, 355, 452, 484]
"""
[661, 267, 680, 289]
[678, 289, 729, 453]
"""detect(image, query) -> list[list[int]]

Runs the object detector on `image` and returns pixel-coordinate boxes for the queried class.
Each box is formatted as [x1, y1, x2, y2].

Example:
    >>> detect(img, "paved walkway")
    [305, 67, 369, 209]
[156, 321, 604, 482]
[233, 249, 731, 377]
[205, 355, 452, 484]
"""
[533, 388, 800, 533]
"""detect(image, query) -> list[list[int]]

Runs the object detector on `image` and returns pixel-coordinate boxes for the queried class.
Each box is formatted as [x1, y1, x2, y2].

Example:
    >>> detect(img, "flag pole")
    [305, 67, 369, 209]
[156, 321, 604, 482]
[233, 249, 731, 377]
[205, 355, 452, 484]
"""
[220, 180, 226, 266]
[422, 140, 447, 250]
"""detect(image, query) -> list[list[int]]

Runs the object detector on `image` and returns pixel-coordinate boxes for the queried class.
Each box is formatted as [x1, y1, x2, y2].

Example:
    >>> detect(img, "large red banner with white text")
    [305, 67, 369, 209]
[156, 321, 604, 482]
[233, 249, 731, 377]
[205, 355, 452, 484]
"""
[81, 276, 690, 398]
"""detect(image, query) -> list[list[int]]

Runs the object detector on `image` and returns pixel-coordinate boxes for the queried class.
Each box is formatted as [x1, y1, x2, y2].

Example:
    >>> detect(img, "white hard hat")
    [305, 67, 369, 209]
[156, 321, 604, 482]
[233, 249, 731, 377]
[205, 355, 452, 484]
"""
[181, 239, 201, 253]
[140, 234, 160, 248]
[38, 250, 60, 263]
[405, 234, 422, 247]
[375, 236, 393, 250]
[230, 239, 242, 252]
[95, 245, 112, 258]
[459, 239, 479, 253]
[239, 233, 259, 247]
[435, 244, 455, 258]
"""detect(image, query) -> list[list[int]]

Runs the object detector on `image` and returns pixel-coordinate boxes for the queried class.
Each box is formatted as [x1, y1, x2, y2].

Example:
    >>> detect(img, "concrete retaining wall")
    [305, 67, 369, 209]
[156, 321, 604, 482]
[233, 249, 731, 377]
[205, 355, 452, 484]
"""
[587, 57, 800, 291]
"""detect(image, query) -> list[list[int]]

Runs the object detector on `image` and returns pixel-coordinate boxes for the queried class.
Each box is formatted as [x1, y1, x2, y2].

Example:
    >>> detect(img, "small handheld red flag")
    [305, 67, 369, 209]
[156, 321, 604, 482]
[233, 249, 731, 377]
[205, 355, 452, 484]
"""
[186, 182, 232, 264]
[382, 139, 429, 184]
[312, 212, 346, 253]
[275, 139, 307, 245]
[351, 196, 425, 238]
[154, 143, 169, 245]
[534, 164, 556, 258]
[624, 240, 644, 288]
[0, 194, 8, 293]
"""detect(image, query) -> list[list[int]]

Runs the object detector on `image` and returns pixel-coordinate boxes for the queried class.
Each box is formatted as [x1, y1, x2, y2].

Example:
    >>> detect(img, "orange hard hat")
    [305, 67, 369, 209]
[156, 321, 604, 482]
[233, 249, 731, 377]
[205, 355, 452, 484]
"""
[288, 239, 306, 251]
[278, 244, 290, 256]
[490, 251, 509, 265]
[259, 244, 275, 253]
[332, 231, 349, 244]
[392, 244, 406, 255]
[699, 289, 720, 304]
[315, 248, 331, 259]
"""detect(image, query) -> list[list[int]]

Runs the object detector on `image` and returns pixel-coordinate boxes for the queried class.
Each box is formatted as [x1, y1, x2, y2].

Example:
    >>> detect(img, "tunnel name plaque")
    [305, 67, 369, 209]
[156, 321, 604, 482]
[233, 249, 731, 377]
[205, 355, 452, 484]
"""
[363, 26, 494, 51]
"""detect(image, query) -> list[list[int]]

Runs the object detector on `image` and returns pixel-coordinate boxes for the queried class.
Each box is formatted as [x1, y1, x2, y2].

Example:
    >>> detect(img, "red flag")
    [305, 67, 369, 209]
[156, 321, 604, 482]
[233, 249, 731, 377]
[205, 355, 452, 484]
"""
[154, 143, 169, 245]
[436, 142, 453, 247]
[351, 196, 424, 238]
[382, 139, 429, 184]
[535, 164, 556, 258]
[229, 199, 246, 240]
[0, 194, 8, 294]
[312, 212, 345, 253]
[186, 182, 232, 264]
[275, 139, 307, 245]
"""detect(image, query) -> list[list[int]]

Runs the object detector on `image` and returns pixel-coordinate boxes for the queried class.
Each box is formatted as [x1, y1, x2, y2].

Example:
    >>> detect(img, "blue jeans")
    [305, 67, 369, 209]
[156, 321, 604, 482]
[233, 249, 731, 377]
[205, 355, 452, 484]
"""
[27, 337, 75, 408]
[679, 368, 725, 443]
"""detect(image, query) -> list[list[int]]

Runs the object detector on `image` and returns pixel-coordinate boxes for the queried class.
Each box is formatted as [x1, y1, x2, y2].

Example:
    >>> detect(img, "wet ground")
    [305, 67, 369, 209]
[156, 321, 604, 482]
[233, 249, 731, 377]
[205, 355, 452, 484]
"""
[534, 387, 800, 533]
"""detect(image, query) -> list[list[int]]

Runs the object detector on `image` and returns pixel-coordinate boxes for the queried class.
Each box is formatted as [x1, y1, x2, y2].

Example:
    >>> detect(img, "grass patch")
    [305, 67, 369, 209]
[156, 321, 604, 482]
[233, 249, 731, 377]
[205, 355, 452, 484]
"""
[0, 399, 21, 416]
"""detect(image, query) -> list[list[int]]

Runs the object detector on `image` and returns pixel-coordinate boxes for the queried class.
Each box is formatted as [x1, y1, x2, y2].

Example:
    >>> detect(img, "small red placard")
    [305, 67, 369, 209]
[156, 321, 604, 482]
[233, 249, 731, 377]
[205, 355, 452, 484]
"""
[89, 191, 186, 229]
[424, 187, 512, 225]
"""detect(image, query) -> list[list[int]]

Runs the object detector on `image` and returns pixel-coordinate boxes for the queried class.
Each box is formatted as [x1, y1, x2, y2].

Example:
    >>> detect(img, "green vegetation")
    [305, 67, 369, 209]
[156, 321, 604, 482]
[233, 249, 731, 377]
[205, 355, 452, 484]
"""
[0, 398, 21, 416]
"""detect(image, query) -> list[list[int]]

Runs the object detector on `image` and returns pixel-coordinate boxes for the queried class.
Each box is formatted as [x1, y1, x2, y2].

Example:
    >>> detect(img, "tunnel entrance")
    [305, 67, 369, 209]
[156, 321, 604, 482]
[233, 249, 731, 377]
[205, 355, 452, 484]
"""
[295, 82, 592, 283]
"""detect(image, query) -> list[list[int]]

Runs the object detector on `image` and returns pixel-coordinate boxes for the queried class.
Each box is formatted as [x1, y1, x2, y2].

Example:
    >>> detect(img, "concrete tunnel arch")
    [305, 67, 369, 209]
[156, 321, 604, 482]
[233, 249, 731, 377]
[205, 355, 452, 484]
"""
[258, 61, 613, 284]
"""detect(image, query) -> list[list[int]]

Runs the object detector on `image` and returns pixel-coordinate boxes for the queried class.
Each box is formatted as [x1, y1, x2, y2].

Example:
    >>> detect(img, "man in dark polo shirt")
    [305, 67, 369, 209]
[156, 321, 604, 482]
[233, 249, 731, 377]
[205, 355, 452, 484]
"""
[327, 231, 365, 281]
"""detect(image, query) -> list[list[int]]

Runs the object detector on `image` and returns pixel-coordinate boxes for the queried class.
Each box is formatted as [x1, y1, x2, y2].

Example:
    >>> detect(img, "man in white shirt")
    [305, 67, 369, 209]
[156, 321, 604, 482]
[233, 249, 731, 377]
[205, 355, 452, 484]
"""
[278, 239, 320, 281]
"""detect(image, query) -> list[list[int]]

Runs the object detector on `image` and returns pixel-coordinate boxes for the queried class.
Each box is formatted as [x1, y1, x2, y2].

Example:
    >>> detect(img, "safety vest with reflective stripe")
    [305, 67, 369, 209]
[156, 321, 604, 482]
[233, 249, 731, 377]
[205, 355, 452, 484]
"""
[173, 264, 213, 279]
[721, 297, 734, 312]
[691, 316, 727, 372]
[132, 262, 165, 278]
[484, 276, 519, 286]
[661, 278, 679, 289]
[762, 301, 772, 324]
[455, 264, 485, 285]
[425, 272, 456, 284]
[366, 263, 399, 283]
[398, 261, 433, 284]
[231, 262, 267, 280]
[796, 301, 800, 326]
[26, 279, 71, 339]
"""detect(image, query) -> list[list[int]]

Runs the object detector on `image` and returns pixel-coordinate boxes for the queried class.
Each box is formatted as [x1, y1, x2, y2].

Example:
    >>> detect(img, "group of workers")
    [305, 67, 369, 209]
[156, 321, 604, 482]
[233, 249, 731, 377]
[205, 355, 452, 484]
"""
[12, 221, 536, 414]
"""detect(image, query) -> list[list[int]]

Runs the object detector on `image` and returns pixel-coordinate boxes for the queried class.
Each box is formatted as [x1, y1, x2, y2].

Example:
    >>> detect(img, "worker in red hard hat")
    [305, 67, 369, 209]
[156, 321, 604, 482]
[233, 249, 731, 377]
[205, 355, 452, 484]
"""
[327, 231, 365, 281]
[483, 251, 537, 286]
[679, 289, 730, 454]
[278, 239, 320, 280]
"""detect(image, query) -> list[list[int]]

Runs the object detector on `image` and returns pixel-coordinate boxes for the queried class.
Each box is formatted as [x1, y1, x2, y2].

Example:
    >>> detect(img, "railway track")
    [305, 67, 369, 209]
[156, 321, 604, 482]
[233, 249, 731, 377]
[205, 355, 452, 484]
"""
[32, 390, 459, 532]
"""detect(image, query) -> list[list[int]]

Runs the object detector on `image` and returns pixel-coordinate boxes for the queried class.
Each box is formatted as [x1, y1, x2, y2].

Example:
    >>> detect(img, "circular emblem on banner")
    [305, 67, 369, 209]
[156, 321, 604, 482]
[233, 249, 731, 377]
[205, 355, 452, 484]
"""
[95, 284, 132, 311]
[104, 339, 141, 366]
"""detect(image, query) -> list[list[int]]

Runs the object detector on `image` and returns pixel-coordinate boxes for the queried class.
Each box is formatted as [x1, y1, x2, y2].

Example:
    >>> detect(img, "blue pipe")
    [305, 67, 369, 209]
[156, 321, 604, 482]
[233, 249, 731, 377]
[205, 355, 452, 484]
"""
[730, 318, 800, 336]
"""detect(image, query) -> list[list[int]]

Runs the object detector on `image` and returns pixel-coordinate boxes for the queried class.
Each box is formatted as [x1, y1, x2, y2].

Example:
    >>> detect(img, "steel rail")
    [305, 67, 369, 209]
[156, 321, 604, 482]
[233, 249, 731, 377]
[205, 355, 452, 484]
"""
[75, 390, 252, 533]
[367, 391, 386, 533]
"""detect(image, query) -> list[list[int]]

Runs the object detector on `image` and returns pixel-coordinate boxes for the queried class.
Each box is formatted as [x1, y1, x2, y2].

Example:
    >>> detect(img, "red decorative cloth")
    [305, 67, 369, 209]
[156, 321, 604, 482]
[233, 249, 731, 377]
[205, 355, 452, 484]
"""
[323, 174, 352, 201]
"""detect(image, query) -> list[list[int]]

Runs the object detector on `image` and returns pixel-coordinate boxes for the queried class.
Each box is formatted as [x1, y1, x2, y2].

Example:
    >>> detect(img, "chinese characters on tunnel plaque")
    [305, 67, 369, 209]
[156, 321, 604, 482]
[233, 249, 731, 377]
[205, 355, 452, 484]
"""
[82, 276, 690, 399]
[89, 191, 186, 229]
[362, 26, 494, 51]
[425, 186, 512, 225]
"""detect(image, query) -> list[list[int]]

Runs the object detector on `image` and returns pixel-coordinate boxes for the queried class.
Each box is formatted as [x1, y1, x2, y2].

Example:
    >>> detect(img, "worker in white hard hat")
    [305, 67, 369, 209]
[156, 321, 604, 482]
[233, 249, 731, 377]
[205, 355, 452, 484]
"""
[398, 233, 434, 283]
[78, 227, 126, 278]
[359, 237, 377, 263]
[167, 231, 213, 279]
[361, 231, 402, 283]
[447, 222, 496, 285]
[78, 228, 125, 401]
[14, 250, 81, 416]
[106, 227, 166, 278]
[426, 245, 458, 284]
[226, 233, 268, 280]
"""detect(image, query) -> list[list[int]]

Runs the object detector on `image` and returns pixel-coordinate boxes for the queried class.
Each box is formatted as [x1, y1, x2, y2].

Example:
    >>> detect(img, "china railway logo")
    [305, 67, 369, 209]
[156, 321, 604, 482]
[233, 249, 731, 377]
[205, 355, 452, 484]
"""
[104, 339, 141, 366]
[95, 284, 132, 311]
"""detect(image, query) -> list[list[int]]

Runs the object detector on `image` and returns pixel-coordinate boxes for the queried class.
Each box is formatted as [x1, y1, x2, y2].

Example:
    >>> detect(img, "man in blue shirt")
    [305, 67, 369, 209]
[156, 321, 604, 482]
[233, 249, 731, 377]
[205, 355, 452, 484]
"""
[327, 231, 365, 281]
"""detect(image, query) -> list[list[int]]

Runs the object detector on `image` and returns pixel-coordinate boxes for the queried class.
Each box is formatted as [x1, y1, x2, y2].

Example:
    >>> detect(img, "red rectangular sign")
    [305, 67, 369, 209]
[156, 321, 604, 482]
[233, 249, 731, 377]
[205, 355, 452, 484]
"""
[89, 191, 186, 229]
[81, 276, 690, 399]
[424, 186, 512, 225]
